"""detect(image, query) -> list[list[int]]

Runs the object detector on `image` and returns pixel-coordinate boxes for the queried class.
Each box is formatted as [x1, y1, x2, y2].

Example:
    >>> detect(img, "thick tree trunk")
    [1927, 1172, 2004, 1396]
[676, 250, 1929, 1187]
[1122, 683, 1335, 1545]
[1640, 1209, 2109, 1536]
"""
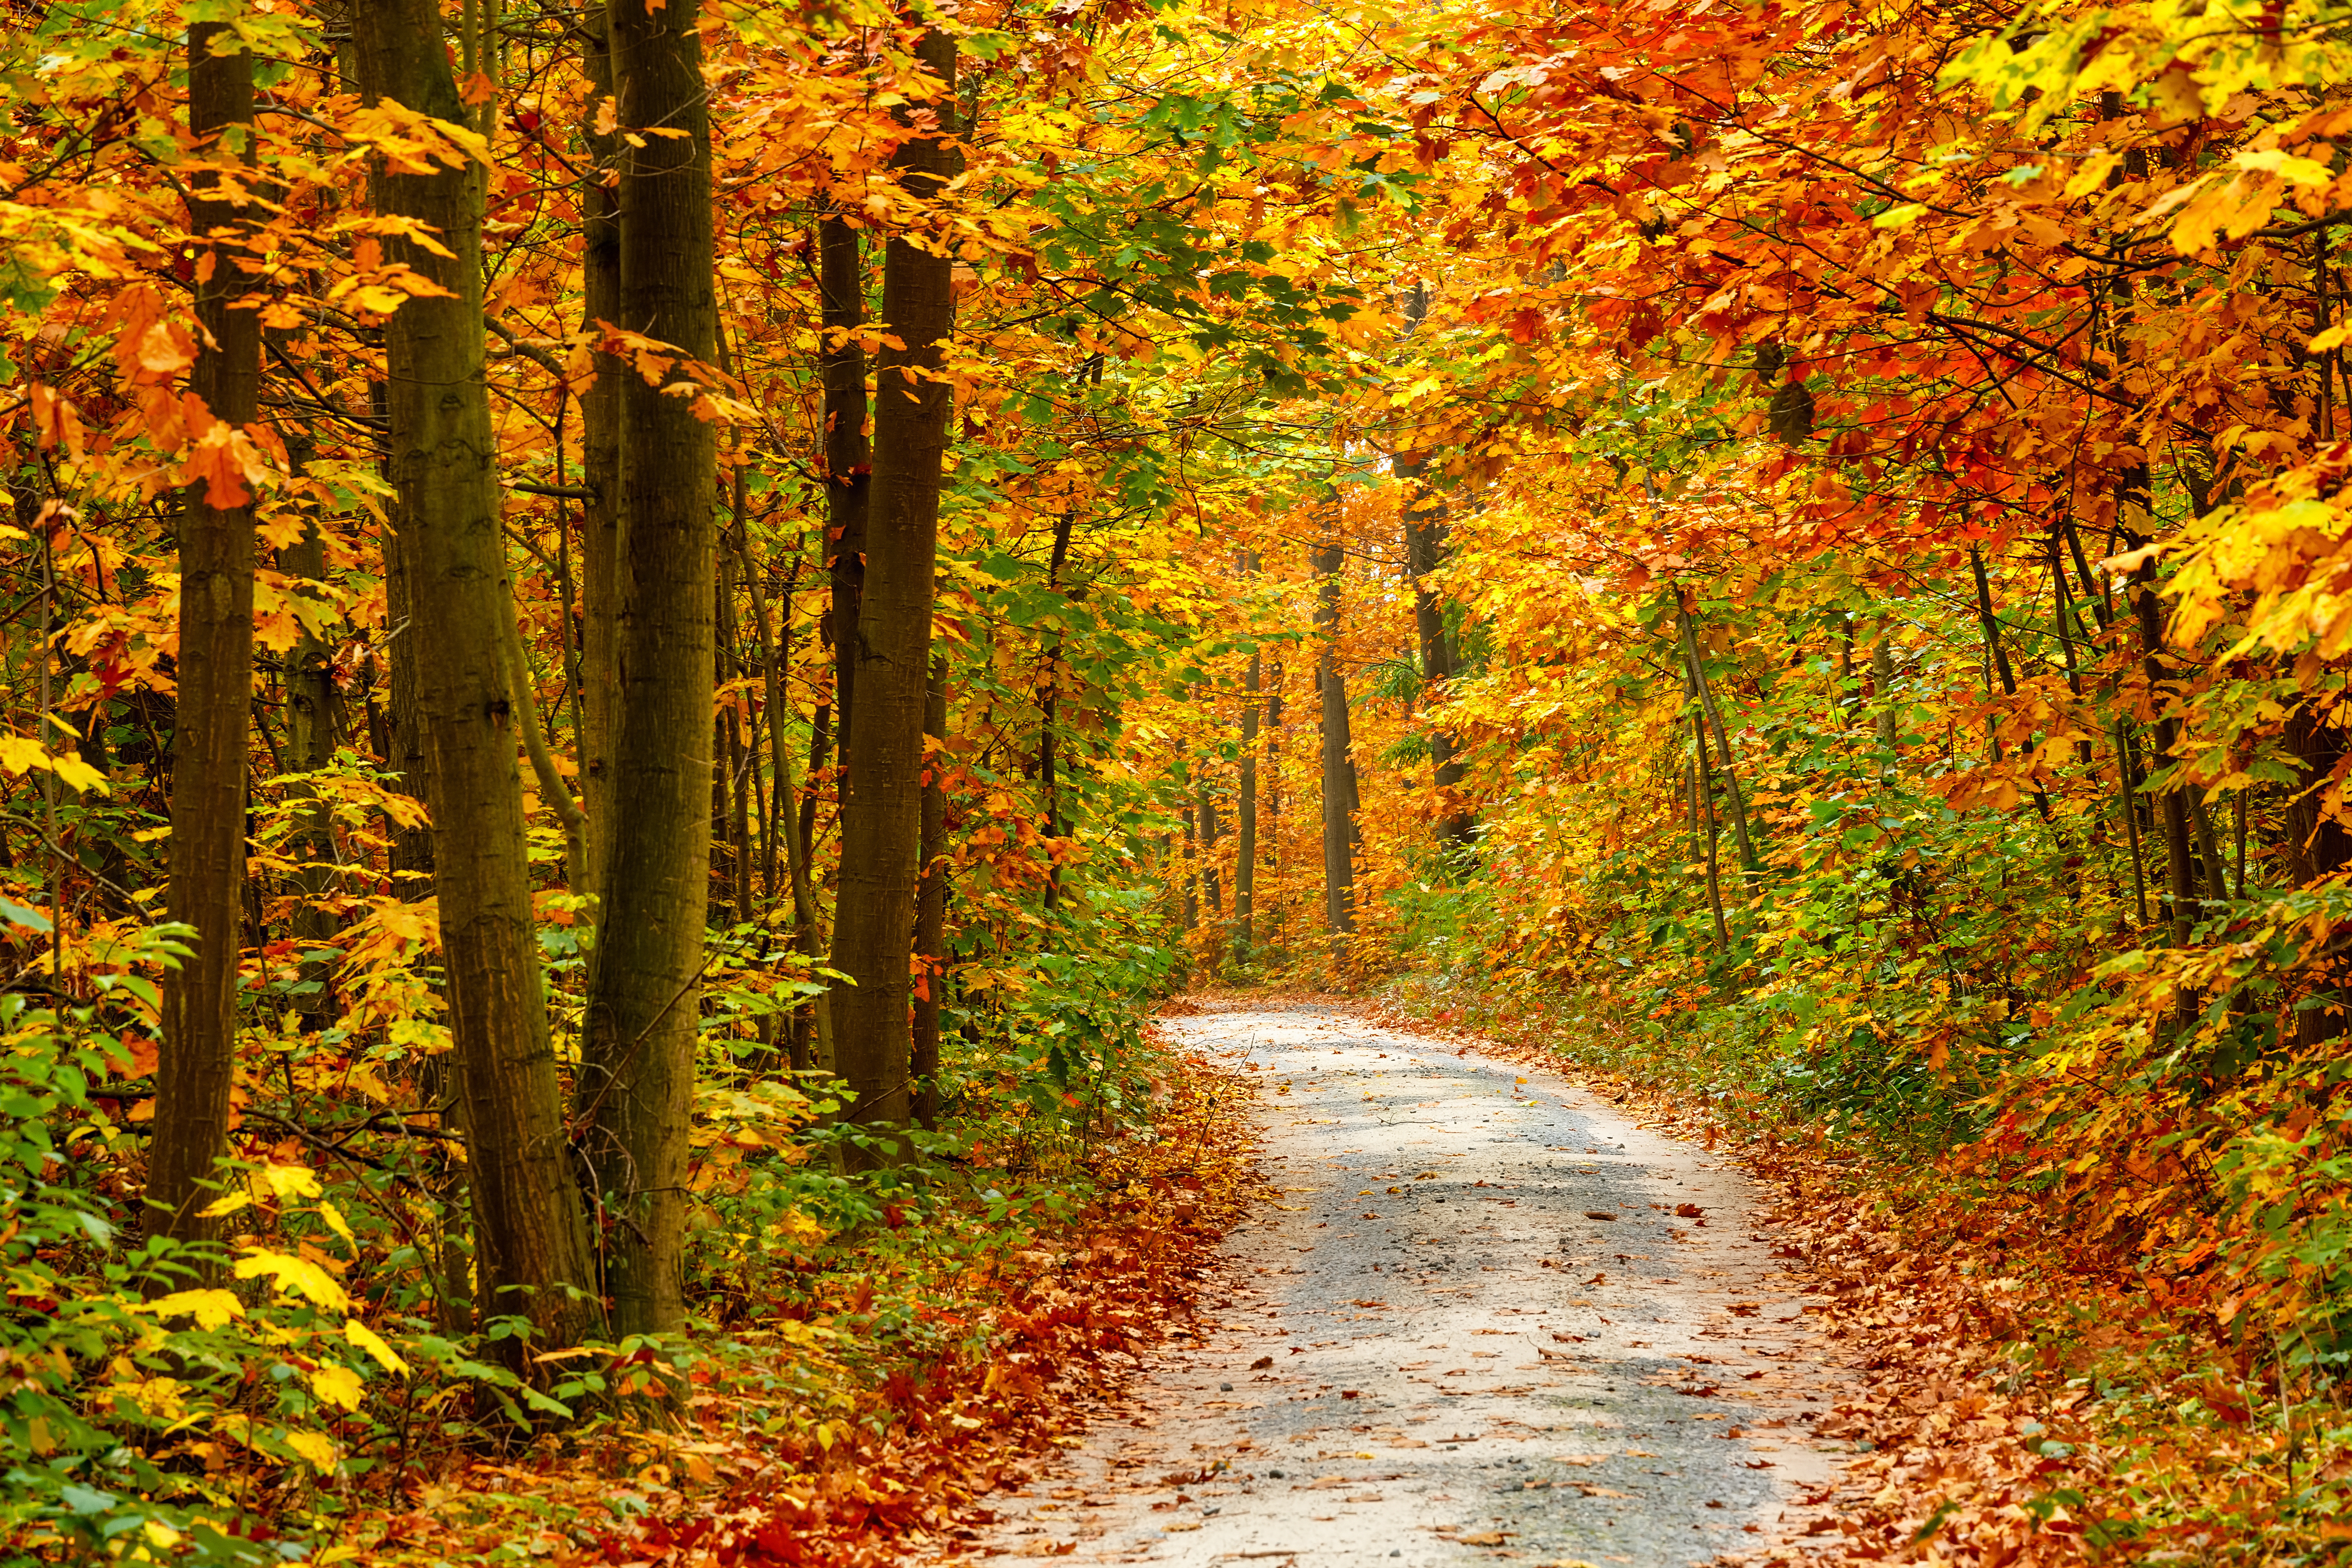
[828, 26, 956, 1153]
[353, 0, 597, 1350]
[575, 0, 721, 1336]
[151, 18, 260, 1254]
[1312, 541, 1362, 952]
[912, 655, 948, 1130]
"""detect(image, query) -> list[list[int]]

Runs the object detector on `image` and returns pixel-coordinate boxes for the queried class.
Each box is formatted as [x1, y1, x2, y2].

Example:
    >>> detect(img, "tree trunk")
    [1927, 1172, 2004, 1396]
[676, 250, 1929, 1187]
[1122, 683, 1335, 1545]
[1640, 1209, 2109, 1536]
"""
[912, 655, 949, 1131]
[2128, 537, 2199, 946]
[1677, 604, 1759, 874]
[1038, 510, 1074, 910]
[1235, 645, 1260, 965]
[1312, 540, 1361, 952]
[1398, 462, 1471, 851]
[822, 214, 870, 769]
[151, 17, 261, 1254]
[577, 2, 621, 918]
[828, 25, 956, 1153]
[279, 510, 339, 1030]
[353, 0, 598, 1350]
[1396, 281, 1470, 852]
[575, 0, 720, 1336]
[741, 530, 832, 1075]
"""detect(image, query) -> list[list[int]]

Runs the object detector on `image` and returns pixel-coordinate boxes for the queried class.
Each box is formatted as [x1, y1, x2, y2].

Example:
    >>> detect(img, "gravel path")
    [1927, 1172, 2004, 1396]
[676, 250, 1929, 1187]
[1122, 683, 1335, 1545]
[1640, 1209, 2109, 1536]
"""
[946, 1002, 1853, 1566]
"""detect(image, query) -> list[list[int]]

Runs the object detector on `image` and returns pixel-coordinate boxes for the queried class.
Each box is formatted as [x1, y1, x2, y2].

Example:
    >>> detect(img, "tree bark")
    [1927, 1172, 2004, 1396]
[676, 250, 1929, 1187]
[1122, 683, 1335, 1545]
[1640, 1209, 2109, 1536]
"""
[1038, 510, 1074, 910]
[352, 0, 597, 1350]
[279, 509, 339, 1031]
[1235, 644, 1260, 965]
[741, 530, 832, 1074]
[822, 214, 871, 769]
[575, 0, 720, 1336]
[577, 2, 622, 919]
[912, 654, 948, 1131]
[1398, 463, 1471, 851]
[828, 24, 956, 1154]
[1677, 604, 1759, 874]
[151, 17, 261, 1254]
[1312, 540, 1361, 952]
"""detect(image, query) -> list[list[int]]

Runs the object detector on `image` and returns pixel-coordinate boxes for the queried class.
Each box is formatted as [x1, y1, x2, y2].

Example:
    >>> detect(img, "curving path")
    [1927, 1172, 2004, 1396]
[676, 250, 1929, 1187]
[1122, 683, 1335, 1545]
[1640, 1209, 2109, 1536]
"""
[943, 1002, 1853, 1566]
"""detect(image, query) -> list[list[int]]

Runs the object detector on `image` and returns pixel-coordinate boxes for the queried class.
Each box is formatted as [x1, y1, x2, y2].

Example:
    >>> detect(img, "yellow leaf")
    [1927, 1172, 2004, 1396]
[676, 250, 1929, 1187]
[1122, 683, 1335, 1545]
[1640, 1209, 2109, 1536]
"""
[234, 1248, 351, 1311]
[49, 753, 108, 795]
[306, 1362, 365, 1411]
[318, 1198, 356, 1248]
[283, 1429, 341, 1473]
[345, 1319, 410, 1376]
[140, 1288, 245, 1330]
[259, 1163, 323, 1202]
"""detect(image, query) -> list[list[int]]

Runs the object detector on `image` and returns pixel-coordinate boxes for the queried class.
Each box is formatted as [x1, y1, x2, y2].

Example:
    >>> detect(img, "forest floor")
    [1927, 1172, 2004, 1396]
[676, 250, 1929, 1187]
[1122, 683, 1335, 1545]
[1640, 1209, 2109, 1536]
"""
[937, 1000, 1860, 1566]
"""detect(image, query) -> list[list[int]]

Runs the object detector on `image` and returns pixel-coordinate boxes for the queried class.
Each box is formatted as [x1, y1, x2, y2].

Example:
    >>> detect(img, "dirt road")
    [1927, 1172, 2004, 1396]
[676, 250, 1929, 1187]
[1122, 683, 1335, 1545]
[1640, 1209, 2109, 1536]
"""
[947, 1002, 1853, 1566]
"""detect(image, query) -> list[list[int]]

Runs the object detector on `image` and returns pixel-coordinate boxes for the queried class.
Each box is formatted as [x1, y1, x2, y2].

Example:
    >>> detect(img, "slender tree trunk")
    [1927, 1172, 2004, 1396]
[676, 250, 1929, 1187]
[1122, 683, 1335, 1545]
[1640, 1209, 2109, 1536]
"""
[713, 543, 749, 927]
[912, 655, 948, 1130]
[280, 512, 339, 1030]
[1677, 605, 1758, 874]
[151, 17, 261, 1254]
[1396, 281, 1470, 853]
[1690, 717, 1729, 948]
[1038, 510, 1074, 910]
[577, 3, 621, 918]
[576, 0, 720, 1336]
[1399, 463, 1471, 852]
[822, 214, 870, 768]
[1967, 545, 2056, 823]
[741, 531, 832, 1074]
[1235, 644, 1260, 965]
[829, 25, 956, 1152]
[1265, 670, 1283, 882]
[1180, 798, 1199, 933]
[1312, 540, 1361, 951]
[353, 0, 597, 1350]
[2128, 538, 2199, 946]
[1870, 641, 1897, 755]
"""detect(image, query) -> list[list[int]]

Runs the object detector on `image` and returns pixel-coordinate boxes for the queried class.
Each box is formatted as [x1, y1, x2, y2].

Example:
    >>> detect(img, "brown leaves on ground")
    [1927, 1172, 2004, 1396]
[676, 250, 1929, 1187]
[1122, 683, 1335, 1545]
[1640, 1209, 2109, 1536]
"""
[366, 1047, 1258, 1568]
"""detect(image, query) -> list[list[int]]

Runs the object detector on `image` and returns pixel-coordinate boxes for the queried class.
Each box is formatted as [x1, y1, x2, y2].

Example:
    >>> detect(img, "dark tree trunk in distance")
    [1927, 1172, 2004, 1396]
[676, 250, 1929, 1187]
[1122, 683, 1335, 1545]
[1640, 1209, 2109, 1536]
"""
[1312, 541, 1362, 954]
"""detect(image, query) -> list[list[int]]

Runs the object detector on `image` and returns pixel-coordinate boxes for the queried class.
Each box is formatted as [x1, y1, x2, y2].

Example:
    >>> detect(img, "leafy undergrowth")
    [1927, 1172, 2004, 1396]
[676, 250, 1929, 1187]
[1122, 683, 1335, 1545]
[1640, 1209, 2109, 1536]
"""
[341, 1035, 1258, 1568]
[1371, 975, 2352, 1568]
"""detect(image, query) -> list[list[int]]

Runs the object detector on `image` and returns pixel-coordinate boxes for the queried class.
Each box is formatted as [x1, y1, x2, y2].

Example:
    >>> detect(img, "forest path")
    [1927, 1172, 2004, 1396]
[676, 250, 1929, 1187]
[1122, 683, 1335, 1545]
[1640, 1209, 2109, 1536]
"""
[944, 1002, 1855, 1566]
